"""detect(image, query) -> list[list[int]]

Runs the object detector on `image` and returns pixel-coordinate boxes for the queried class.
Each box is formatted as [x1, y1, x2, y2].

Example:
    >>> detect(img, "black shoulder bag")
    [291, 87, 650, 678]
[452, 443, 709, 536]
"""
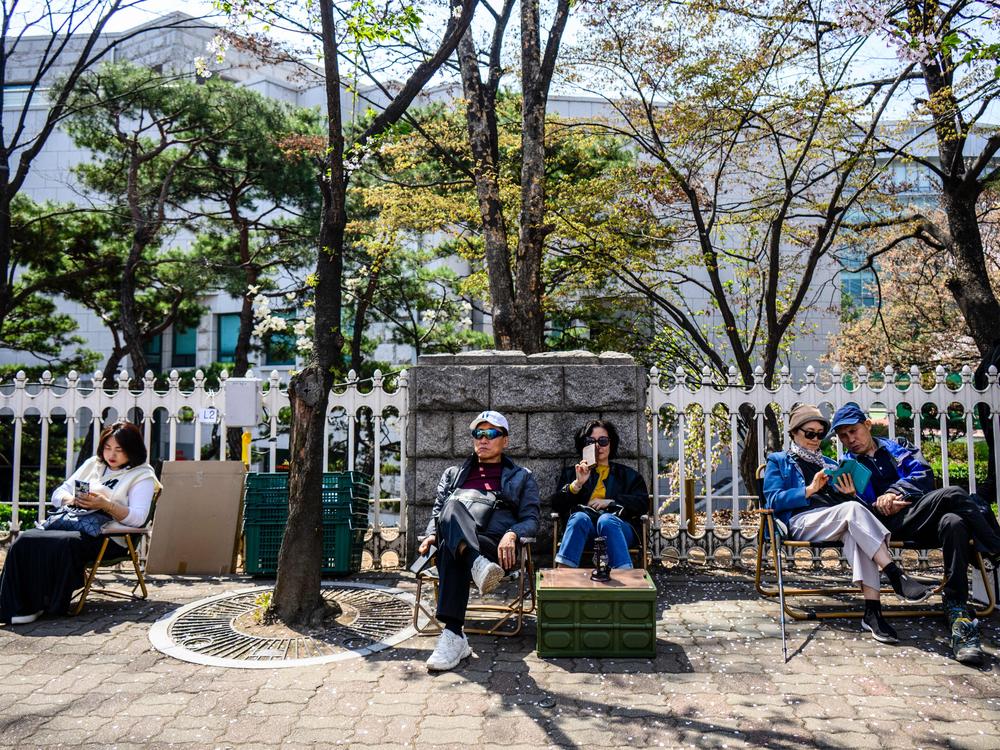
[446, 488, 506, 532]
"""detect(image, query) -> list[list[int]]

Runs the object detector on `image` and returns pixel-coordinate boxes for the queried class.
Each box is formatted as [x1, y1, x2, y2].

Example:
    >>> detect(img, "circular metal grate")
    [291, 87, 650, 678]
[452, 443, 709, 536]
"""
[149, 582, 416, 669]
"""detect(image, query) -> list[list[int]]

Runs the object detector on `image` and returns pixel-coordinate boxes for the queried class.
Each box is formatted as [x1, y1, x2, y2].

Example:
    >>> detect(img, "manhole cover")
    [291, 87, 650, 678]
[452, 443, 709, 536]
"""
[149, 582, 416, 668]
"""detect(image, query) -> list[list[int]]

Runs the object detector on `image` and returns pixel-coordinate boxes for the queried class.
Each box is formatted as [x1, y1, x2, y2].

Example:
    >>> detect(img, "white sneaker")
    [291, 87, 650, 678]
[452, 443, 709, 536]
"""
[425, 629, 472, 672]
[10, 610, 42, 625]
[471, 556, 504, 596]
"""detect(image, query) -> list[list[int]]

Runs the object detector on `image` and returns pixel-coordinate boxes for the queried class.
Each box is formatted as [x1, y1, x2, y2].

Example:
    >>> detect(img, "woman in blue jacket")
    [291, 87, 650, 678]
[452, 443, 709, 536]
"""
[763, 404, 931, 643]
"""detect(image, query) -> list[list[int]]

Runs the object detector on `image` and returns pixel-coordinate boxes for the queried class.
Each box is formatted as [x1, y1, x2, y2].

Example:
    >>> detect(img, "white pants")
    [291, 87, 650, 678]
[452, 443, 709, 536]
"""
[788, 503, 890, 591]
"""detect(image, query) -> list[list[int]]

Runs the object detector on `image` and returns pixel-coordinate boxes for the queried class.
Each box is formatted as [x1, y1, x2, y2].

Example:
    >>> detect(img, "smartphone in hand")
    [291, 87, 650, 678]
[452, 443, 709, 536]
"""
[74, 480, 90, 499]
[582, 443, 597, 467]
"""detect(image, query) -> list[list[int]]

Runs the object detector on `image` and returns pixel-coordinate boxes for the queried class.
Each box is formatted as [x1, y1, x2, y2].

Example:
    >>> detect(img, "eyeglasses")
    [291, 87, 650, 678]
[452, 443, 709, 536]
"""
[584, 436, 611, 447]
[472, 428, 505, 440]
[797, 429, 825, 440]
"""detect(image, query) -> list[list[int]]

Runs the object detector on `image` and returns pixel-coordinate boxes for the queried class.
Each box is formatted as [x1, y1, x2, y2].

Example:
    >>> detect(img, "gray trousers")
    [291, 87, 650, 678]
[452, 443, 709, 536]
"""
[788, 503, 889, 590]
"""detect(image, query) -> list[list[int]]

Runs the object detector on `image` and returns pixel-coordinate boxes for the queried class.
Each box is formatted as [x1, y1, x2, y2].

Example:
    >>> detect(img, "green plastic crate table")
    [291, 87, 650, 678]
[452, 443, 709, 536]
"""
[536, 568, 657, 658]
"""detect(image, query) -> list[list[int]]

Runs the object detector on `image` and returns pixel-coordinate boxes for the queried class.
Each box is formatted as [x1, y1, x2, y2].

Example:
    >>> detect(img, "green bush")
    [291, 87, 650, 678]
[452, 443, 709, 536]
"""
[0, 504, 40, 531]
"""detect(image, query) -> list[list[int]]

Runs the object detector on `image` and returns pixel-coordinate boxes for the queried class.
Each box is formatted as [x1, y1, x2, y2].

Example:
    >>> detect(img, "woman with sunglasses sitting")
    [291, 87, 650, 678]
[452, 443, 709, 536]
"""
[552, 419, 649, 569]
[763, 403, 932, 643]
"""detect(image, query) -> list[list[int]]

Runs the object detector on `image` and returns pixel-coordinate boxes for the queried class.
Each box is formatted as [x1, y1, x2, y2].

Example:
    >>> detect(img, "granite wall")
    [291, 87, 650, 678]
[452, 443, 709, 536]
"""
[405, 350, 650, 557]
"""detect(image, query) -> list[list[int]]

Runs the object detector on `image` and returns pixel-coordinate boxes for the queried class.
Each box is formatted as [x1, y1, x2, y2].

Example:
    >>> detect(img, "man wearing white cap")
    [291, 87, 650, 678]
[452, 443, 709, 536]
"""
[418, 410, 540, 671]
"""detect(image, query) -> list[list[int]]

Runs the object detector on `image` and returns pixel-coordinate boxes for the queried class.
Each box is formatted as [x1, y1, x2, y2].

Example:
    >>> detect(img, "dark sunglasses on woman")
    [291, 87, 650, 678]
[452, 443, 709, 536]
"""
[797, 429, 825, 440]
[584, 436, 611, 447]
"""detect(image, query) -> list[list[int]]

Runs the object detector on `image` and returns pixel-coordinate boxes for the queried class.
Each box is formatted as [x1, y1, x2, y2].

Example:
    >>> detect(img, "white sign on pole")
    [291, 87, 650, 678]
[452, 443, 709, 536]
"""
[198, 407, 219, 424]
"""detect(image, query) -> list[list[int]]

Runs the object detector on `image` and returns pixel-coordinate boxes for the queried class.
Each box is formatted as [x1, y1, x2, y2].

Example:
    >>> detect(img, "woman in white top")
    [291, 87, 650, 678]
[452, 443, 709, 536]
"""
[0, 421, 160, 625]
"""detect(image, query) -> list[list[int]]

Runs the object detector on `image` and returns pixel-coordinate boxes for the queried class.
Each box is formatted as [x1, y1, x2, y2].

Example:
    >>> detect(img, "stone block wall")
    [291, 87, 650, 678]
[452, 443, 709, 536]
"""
[405, 350, 650, 557]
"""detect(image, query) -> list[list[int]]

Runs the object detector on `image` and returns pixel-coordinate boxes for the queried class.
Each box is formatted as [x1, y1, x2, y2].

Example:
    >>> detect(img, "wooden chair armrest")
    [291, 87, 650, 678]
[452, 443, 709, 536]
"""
[549, 512, 560, 519]
[518, 536, 536, 545]
[102, 523, 148, 535]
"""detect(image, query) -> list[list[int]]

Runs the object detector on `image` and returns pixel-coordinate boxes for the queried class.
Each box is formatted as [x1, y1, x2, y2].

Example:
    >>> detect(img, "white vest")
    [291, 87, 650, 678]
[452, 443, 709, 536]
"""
[76, 456, 161, 514]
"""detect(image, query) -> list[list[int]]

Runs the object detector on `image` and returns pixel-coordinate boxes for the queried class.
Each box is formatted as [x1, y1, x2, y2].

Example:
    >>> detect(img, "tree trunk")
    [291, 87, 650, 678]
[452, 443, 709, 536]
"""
[228, 220, 256, 460]
[516, 0, 548, 354]
[271, 364, 337, 624]
[118, 233, 150, 380]
[456, 31, 518, 349]
[0, 177, 11, 338]
[270, 0, 347, 625]
[917, 27, 1000, 504]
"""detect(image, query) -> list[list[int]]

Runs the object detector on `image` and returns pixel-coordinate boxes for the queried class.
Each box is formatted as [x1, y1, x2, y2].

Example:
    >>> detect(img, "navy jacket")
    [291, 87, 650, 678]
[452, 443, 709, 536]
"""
[426, 454, 540, 540]
[843, 437, 935, 503]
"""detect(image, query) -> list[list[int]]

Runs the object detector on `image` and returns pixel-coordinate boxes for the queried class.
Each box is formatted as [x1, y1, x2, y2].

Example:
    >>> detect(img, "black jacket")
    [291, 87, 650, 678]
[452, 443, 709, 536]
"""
[551, 462, 649, 536]
[425, 454, 541, 540]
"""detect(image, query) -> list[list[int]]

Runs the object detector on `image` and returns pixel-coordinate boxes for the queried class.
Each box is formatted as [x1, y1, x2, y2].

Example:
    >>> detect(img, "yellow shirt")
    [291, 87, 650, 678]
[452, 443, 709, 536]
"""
[570, 465, 610, 499]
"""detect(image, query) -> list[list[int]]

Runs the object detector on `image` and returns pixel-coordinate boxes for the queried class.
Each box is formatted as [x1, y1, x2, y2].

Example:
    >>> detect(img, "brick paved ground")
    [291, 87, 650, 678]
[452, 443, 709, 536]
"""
[0, 569, 997, 749]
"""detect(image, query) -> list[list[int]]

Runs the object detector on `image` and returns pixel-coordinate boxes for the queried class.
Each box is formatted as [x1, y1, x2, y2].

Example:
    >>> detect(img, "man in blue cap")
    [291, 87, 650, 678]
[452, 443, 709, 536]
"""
[831, 402, 1000, 666]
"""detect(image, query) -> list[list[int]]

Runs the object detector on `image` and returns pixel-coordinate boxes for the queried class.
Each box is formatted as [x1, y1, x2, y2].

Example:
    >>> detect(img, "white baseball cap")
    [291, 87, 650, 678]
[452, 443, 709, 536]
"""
[469, 410, 510, 434]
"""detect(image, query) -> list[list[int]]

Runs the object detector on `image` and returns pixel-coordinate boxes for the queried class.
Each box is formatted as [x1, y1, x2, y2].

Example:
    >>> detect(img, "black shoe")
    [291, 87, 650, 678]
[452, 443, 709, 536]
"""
[946, 601, 985, 666]
[862, 610, 899, 644]
[891, 573, 933, 603]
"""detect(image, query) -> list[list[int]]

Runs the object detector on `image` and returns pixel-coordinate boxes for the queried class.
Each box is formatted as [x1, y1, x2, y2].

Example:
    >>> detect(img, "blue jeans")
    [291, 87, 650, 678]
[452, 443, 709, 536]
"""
[555, 511, 636, 569]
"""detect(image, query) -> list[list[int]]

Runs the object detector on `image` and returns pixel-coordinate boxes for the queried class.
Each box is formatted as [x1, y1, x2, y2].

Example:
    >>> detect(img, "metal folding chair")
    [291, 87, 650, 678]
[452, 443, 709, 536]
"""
[72, 488, 159, 615]
[412, 536, 537, 637]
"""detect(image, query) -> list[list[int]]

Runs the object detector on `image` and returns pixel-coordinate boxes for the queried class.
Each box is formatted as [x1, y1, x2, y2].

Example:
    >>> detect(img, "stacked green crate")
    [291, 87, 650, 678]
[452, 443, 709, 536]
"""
[243, 471, 371, 575]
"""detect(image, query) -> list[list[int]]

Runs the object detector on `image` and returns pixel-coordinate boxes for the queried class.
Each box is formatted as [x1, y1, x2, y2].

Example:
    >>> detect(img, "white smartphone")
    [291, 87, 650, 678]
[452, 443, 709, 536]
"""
[582, 443, 597, 467]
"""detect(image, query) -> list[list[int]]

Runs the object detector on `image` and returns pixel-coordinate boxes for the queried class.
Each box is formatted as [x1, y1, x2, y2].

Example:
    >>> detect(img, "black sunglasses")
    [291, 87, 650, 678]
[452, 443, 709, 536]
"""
[797, 428, 825, 440]
[472, 428, 505, 440]
[584, 436, 611, 447]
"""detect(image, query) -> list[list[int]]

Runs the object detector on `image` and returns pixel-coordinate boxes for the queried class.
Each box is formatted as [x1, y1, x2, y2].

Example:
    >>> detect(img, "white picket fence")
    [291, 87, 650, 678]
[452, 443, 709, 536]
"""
[0, 367, 408, 535]
[649, 363, 1000, 541]
[3, 362, 998, 562]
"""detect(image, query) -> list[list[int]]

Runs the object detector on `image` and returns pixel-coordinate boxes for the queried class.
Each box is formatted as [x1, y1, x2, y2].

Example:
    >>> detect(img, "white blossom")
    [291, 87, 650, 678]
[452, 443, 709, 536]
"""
[194, 56, 212, 79]
[208, 35, 229, 64]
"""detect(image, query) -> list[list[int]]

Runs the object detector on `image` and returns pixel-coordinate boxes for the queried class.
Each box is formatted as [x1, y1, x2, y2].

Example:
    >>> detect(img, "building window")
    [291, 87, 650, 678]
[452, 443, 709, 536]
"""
[217, 313, 241, 363]
[840, 272, 877, 308]
[143, 335, 163, 373]
[265, 312, 297, 366]
[172, 326, 197, 368]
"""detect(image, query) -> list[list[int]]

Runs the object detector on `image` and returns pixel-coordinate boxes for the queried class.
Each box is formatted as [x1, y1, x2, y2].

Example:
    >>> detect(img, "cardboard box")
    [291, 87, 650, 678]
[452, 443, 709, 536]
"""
[146, 461, 246, 575]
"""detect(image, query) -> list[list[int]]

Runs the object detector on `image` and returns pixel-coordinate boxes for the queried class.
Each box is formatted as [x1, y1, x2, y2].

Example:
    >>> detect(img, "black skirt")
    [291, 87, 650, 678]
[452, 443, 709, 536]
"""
[0, 529, 107, 623]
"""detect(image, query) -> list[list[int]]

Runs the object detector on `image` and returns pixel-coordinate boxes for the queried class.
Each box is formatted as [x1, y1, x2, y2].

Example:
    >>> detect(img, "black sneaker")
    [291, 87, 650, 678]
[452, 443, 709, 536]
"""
[891, 573, 933, 603]
[862, 610, 899, 644]
[946, 603, 984, 666]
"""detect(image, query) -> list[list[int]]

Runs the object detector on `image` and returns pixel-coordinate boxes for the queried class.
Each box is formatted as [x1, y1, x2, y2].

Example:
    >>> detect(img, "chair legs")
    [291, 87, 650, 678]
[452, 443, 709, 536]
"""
[412, 547, 536, 637]
[754, 513, 997, 620]
[72, 535, 149, 616]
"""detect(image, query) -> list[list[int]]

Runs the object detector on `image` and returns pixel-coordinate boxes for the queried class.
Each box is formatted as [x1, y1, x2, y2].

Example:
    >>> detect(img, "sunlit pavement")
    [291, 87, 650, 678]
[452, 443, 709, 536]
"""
[0, 569, 996, 749]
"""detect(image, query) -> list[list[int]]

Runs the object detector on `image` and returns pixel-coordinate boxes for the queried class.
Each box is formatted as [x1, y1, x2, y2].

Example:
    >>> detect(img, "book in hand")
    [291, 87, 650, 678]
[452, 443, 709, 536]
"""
[824, 459, 872, 494]
[574, 502, 625, 524]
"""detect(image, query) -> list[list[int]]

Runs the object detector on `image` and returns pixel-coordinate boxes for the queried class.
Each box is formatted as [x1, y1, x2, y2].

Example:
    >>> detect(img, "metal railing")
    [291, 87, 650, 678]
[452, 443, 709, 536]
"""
[648, 363, 1000, 561]
[0, 368, 408, 548]
[5, 362, 998, 567]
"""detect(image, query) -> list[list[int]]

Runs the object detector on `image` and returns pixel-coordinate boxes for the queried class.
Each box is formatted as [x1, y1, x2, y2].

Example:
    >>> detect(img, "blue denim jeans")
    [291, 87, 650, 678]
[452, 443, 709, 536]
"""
[555, 511, 636, 569]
